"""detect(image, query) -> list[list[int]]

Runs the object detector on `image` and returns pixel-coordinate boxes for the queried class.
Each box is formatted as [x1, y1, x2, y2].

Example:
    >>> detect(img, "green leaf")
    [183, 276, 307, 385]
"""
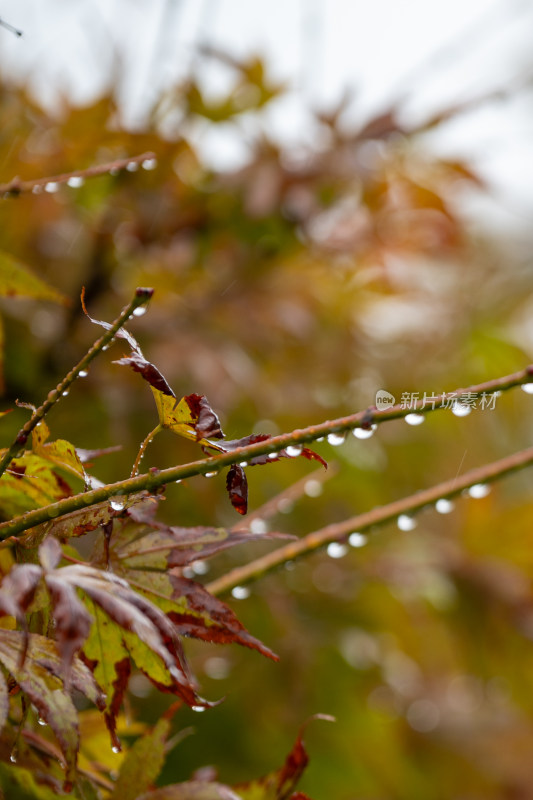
[110, 717, 171, 800]
[32, 421, 87, 482]
[0, 251, 67, 304]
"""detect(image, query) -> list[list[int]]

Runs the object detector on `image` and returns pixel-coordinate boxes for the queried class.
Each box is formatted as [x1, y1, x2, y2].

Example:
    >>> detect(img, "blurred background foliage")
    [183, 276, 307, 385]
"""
[2, 10, 533, 797]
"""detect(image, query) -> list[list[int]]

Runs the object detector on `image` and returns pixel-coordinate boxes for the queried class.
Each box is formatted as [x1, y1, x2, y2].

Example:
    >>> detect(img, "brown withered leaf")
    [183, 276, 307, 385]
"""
[225, 464, 248, 515]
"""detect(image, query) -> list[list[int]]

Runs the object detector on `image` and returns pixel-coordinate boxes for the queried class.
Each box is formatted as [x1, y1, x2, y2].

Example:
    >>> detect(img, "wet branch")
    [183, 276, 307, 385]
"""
[0, 288, 153, 481]
[0, 152, 157, 197]
[206, 444, 533, 596]
[1, 362, 533, 539]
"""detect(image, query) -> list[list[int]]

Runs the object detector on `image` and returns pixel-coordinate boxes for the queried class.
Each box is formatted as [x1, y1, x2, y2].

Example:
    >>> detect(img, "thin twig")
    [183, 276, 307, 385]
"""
[1, 364, 532, 540]
[130, 424, 162, 478]
[0, 152, 157, 197]
[0, 288, 153, 481]
[206, 444, 533, 596]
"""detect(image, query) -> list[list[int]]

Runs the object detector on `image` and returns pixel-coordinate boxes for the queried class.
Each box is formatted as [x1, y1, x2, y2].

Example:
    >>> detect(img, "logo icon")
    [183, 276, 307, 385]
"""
[375, 389, 395, 410]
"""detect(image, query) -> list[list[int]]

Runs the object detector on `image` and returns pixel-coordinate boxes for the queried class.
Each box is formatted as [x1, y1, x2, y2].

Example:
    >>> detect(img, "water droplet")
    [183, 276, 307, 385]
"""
[286, 445, 303, 457]
[62, 390, 69, 397]
[521, 383, 533, 394]
[405, 413, 425, 426]
[191, 705, 206, 713]
[327, 542, 348, 559]
[102, 344, 109, 351]
[126, 161, 139, 172]
[397, 514, 417, 531]
[452, 402, 471, 417]
[110, 496, 125, 511]
[9, 753, 17, 763]
[468, 483, 491, 499]
[132, 305, 147, 317]
[239, 461, 248, 467]
[435, 498, 454, 514]
[32, 184, 43, 194]
[44, 182, 59, 193]
[327, 432, 346, 446]
[268, 453, 278, 460]
[37, 716, 47, 726]
[192, 560, 209, 575]
[316, 436, 325, 442]
[250, 518, 268, 534]
[111, 745, 121, 753]
[204, 471, 217, 478]
[78, 369, 88, 378]
[348, 532, 367, 548]
[67, 176, 85, 188]
[231, 586, 250, 599]
[304, 479, 323, 497]
[353, 425, 376, 439]
[142, 158, 157, 170]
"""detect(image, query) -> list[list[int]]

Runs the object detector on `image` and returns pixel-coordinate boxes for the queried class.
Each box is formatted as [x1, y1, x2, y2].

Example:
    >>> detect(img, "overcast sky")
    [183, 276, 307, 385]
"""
[0, 0, 532, 223]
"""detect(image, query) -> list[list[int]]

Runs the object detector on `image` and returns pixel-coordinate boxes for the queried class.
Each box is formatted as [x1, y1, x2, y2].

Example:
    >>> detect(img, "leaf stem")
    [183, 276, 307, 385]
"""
[0, 288, 153, 481]
[1, 364, 533, 540]
[205, 444, 533, 596]
[130, 424, 162, 478]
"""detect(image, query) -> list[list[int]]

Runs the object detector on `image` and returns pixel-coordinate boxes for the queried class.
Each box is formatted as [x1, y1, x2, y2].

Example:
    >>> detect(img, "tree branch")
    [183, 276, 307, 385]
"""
[0, 152, 157, 197]
[206, 444, 533, 596]
[1, 363, 532, 540]
[0, 288, 153, 480]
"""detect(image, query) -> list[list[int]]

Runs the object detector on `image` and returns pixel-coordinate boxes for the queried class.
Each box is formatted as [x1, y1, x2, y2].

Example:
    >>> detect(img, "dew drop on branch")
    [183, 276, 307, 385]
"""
[112, 745, 121, 753]
[521, 383, 533, 394]
[132, 306, 147, 317]
[397, 514, 417, 531]
[348, 532, 367, 548]
[435, 498, 454, 514]
[239, 461, 248, 467]
[44, 182, 59, 193]
[204, 471, 217, 478]
[353, 425, 376, 439]
[327, 432, 346, 446]
[191, 705, 206, 713]
[452, 402, 471, 417]
[126, 162, 139, 172]
[467, 483, 491, 499]
[268, 453, 278, 460]
[405, 414, 425, 426]
[109, 496, 125, 511]
[37, 716, 47, 726]
[78, 370, 88, 378]
[231, 586, 250, 599]
[62, 390, 69, 397]
[286, 445, 303, 457]
[142, 158, 158, 170]
[192, 560, 209, 575]
[67, 176, 85, 188]
[327, 542, 348, 559]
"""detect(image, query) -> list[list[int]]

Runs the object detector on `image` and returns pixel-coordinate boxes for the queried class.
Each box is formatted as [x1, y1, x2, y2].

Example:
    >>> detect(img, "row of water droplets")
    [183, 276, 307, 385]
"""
[32, 157, 158, 195]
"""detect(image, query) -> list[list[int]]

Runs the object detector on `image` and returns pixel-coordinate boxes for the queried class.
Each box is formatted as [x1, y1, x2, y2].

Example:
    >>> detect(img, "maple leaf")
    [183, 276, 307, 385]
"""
[0, 629, 104, 791]
[83, 304, 326, 513]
